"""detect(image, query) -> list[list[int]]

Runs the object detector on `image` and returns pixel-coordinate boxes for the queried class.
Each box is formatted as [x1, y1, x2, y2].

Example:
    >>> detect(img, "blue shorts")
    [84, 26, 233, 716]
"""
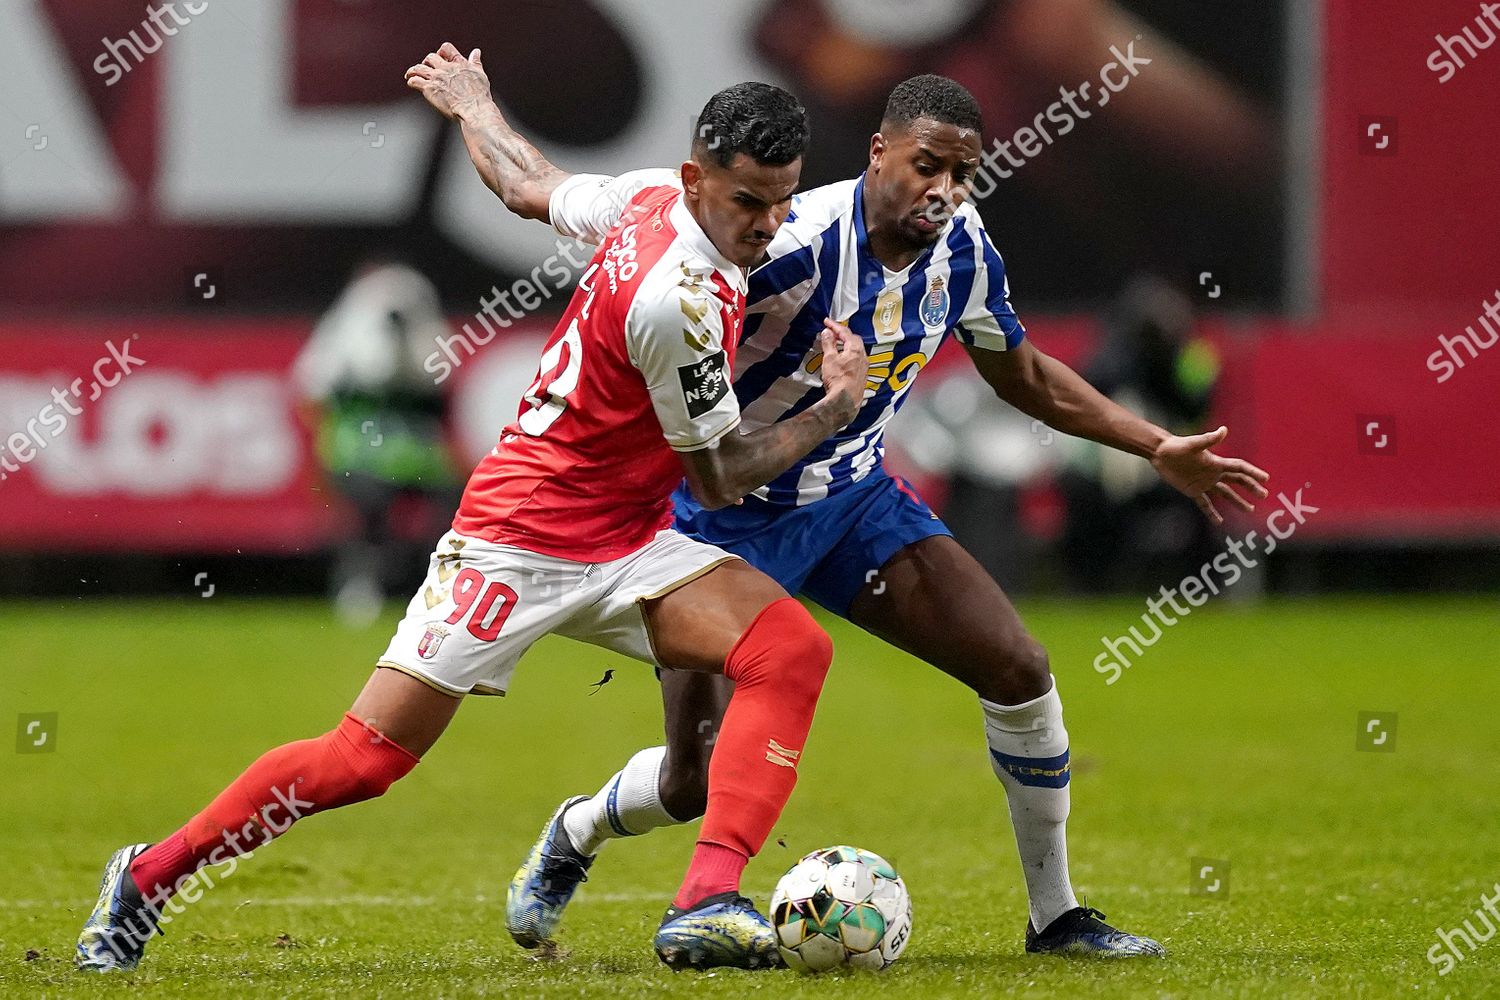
[671, 470, 953, 617]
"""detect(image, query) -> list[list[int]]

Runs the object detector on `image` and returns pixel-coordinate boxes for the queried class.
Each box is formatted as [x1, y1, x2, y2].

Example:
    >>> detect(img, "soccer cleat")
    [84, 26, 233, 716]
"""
[653, 892, 784, 970]
[506, 796, 595, 948]
[1025, 906, 1166, 958]
[76, 844, 163, 972]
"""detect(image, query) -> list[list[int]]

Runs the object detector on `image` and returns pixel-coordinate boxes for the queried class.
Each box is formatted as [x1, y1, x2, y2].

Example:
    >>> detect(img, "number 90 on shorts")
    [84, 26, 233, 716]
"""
[376, 529, 739, 697]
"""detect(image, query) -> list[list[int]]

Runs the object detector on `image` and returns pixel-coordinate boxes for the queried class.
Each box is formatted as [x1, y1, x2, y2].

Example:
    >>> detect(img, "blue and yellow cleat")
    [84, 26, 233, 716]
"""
[506, 796, 595, 948]
[1025, 906, 1166, 958]
[76, 844, 162, 972]
[654, 892, 784, 970]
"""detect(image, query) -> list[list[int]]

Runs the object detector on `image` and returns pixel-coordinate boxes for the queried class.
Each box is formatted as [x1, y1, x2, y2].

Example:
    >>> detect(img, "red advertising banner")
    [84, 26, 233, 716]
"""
[1226, 320, 1500, 540]
[3, 316, 1496, 553]
[0, 319, 329, 551]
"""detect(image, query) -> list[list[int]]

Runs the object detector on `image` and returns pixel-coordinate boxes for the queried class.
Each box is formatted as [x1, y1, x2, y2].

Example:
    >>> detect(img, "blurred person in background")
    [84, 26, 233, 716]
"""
[293, 260, 463, 626]
[1058, 275, 1221, 592]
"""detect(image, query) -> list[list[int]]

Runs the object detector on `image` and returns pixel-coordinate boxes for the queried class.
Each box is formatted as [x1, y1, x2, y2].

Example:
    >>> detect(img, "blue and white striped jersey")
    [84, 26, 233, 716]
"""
[736, 174, 1026, 506]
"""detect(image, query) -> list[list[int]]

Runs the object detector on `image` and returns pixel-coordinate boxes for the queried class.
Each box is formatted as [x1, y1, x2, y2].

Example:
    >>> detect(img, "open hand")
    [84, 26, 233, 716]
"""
[1151, 425, 1270, 526]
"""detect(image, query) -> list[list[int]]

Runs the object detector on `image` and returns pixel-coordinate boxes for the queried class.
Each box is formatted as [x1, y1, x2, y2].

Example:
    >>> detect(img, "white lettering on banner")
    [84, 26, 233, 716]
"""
[432, 0, 771, 269]
[157, 0, 436, 222]
[0, 2, 128, 220]
[3, 373, 296, 497]
[2, 0, 772, 273]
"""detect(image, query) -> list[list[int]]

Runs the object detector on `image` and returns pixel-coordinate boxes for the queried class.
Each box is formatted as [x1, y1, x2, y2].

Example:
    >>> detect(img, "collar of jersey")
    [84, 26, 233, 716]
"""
[667, 195, 747, 294]
[852, 172, 940, 289]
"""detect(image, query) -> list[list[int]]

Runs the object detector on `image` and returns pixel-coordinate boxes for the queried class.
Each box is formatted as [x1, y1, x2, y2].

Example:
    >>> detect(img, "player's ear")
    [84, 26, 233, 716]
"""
[869, 132, 886, 172]
[680, 159, 704, 202]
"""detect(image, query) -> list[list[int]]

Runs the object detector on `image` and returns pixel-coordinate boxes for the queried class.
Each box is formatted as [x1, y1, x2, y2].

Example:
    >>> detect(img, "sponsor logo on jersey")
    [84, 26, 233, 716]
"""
[602, 224, 641, 293]
[677, 350, 730, 419]
[417, 622, 450, 660]
[920, 275, 950, 329]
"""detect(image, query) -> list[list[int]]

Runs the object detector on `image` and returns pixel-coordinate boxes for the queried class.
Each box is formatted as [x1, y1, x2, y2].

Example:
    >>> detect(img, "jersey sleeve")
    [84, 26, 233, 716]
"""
[624, 268, 742, 452]
[548, 169, 681, 245]
[955, 223, 1027, 352]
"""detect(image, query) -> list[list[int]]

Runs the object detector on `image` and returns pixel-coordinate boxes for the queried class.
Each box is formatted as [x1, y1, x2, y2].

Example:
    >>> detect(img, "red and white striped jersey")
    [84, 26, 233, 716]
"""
[452, 171, 747, 562]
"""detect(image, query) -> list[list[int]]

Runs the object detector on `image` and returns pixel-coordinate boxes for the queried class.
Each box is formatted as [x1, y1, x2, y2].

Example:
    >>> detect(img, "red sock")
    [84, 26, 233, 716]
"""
[129, 713, 419, 905]
[674, 598, 831, 909]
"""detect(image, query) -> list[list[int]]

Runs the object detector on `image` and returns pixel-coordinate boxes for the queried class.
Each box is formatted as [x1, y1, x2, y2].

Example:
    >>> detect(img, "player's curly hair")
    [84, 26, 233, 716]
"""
[882, 74, 984, 134]
[692, 82, 810, 168]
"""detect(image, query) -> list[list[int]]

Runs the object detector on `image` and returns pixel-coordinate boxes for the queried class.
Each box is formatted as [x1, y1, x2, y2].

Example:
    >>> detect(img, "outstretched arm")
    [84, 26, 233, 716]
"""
[405, 43, 568, 221]
[967, 340, 1269, 525]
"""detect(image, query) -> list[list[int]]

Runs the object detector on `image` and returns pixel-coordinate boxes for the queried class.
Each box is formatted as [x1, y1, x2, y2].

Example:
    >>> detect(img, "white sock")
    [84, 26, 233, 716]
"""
[561, 746, 683, 857]
[980, 677, 1079, 931]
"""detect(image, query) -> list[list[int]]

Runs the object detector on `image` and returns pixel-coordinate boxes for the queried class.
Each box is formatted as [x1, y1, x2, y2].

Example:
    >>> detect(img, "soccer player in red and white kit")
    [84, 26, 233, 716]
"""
[77, 43, 868, 973]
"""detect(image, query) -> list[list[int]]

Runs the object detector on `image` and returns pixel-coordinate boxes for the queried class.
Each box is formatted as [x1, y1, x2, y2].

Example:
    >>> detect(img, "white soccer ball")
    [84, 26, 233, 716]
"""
[770, 845, 912, 973]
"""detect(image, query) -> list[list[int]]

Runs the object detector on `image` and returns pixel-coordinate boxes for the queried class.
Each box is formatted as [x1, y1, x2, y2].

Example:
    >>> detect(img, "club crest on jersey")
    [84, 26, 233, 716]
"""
[417, 622, 450, 660]
[677, 350, 730, 419]
[920, 275, 950, 329]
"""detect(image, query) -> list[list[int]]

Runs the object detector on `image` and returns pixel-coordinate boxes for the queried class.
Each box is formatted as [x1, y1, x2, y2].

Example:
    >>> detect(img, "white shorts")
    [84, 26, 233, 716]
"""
[377, 528, 739, 697]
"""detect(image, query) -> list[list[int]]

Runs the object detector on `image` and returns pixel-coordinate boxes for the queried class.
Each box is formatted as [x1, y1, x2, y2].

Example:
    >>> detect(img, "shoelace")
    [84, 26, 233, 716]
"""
[538, 850, 590, 892]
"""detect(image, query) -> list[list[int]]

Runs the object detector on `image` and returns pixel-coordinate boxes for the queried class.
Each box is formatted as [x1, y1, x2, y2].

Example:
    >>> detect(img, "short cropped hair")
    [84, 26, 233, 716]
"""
[692, 82, 810, 168]
[882, 74, 983, 134]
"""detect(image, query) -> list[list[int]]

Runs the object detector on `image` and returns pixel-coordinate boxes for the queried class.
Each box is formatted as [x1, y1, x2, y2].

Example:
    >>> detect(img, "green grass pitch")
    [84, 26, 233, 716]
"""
[3, 597, 1497, 998]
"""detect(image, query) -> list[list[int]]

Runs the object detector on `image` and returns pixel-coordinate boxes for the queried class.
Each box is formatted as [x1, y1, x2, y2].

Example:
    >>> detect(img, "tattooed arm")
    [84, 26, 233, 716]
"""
[405, 43, 567, 221]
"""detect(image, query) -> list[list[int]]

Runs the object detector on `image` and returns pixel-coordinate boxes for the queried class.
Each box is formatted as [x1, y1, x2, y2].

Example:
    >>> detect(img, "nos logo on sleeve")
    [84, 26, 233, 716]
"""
[677, 350, 730, 419]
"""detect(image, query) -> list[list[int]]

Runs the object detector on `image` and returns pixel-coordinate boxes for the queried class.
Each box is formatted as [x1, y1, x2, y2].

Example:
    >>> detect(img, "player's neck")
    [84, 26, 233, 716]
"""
[861, 201, 926, 274]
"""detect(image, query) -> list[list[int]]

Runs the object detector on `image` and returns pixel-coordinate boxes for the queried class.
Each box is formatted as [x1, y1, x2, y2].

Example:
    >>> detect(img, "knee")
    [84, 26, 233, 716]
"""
[773, 604, 833, 698]
[731, 598, 833, 697]
[1017, 638, 1051, 689]
[318, 714, 420, 806]
[979, 635, 1051, 703]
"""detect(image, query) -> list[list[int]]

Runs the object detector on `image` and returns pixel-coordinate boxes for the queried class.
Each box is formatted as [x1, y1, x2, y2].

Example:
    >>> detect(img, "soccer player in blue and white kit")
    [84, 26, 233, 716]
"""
[508, 75, 1270, 958]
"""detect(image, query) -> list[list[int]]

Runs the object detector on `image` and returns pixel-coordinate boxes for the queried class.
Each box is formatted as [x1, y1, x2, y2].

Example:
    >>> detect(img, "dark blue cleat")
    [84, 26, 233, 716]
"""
[1026, 906, 1165, 957]
[76, 844, 162, 972]
[506, 796, 595, 948]
[654, 892, 783, 970]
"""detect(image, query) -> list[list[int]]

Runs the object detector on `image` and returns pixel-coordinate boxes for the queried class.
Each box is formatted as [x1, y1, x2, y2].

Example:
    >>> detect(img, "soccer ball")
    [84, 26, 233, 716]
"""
[770, 845, 912, 973]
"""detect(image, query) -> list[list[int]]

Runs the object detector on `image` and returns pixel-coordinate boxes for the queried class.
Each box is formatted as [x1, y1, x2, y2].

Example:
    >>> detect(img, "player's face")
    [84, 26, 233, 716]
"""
[682, 154, 802, 268]
[866, 118, 983, 248]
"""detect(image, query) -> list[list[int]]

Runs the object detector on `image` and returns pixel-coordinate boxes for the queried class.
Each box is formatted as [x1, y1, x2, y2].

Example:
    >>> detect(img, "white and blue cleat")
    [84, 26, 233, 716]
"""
[1025, 906, 1165, 957]
[653, 892, 784, 970]
[506, 796, 595, 948]
[76, 843, 162, 972]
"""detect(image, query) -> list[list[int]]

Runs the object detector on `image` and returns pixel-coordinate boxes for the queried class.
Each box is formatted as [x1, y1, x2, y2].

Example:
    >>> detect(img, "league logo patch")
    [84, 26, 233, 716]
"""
[417, 622, 450, 660]
[677, 350, 730, 419]
[920, 275, 950, 329]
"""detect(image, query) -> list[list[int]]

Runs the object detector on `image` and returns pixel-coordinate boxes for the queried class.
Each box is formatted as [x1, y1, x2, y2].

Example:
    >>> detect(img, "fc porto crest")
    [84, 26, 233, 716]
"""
[417, 622, 450, 660]
[920, 275, 950, 329]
